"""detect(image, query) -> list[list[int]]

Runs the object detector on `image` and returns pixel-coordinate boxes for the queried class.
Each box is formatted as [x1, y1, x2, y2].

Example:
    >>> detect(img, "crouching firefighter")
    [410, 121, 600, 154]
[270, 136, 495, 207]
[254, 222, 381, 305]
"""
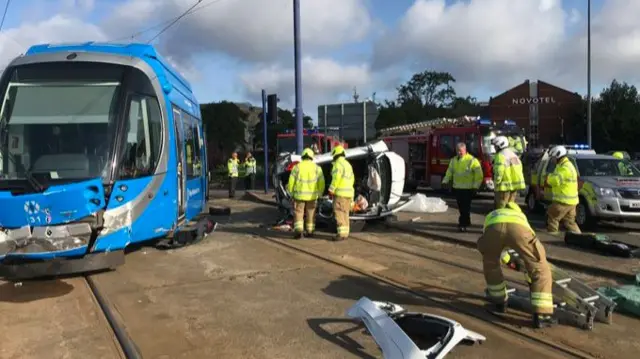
[287, 148, 325, 239]
[477, 202, 556, 328]
[328, 145, 354, 241]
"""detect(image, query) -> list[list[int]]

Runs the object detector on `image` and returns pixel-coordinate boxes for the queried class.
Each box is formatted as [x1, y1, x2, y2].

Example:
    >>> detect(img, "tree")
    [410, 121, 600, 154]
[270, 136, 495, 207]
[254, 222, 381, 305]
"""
[200, 101, 247, 164]
[591, 80, 640, 152]
[397, 71, 457, 109]
[374, 70, 460, 130]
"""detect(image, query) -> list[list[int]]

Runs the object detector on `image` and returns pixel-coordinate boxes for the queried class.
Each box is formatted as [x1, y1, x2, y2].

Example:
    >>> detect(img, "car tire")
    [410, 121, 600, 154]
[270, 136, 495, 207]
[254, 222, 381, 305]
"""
[525, 190, 542, 214]
[576, 199, 595, 229]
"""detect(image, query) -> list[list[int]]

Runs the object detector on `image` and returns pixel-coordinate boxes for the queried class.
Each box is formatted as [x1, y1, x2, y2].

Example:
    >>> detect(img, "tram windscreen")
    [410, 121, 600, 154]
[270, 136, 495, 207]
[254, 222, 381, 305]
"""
[0, 62, 124, 182]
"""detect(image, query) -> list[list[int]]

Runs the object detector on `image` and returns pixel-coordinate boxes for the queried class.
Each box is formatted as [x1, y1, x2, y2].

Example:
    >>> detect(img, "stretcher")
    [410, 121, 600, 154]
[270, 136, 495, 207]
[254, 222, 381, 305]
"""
[499, 249, 617, 330]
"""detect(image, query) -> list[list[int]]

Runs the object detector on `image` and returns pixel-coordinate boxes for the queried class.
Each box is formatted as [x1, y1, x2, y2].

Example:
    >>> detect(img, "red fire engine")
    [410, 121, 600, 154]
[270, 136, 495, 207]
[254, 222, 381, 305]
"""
[381, 117, 526, 192]
[276, 128, 347, 155]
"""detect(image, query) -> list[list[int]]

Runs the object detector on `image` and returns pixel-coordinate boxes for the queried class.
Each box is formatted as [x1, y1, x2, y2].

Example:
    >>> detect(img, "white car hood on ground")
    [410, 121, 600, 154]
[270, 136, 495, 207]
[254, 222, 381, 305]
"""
[346, 297, 486, 359]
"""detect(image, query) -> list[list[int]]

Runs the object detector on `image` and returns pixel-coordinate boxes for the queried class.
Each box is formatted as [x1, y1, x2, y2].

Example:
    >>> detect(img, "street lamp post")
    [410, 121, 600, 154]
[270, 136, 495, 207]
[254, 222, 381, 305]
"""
[293, 0, 303, 154]
[587, 0, 592, 147]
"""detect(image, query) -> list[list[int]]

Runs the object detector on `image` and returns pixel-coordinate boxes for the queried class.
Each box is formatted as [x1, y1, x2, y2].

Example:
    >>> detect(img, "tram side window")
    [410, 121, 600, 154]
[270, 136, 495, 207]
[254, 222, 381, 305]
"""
[120, 95, 162, 179]
[439, 135, 454, 158]
[181, 112, 202, 179]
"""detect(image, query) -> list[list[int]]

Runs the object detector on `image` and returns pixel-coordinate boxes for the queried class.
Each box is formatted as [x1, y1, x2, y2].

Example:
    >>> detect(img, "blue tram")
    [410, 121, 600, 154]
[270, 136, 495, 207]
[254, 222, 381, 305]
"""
[0, 42, 210, 279]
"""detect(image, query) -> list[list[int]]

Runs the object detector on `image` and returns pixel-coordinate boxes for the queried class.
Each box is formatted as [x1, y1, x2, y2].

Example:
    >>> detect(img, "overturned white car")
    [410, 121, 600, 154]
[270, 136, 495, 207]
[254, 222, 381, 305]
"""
[272, 140, 414, 230]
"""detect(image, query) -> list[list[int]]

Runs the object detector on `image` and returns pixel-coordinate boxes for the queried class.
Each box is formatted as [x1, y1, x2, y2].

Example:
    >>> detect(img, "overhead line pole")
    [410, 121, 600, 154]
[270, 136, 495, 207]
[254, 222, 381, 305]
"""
[587, 0, 592, 147]
[293, 0, 303, 154]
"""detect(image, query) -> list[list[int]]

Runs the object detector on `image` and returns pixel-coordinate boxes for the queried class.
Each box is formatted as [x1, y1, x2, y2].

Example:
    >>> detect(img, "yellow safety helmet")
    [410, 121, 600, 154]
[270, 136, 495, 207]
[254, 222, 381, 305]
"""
[612, 151, 625, 160]
[332, 145, 345, 157]
[301, 147, 315, 159]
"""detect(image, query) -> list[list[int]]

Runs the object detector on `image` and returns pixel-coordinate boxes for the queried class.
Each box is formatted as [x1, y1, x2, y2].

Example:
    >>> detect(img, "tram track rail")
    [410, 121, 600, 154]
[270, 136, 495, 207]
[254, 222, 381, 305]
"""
[254, 228, 599, 359]
[84, 274, 142, 359]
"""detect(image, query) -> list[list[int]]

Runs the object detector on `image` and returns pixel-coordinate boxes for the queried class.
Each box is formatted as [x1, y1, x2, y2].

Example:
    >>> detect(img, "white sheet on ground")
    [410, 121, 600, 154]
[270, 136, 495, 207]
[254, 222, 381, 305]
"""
[401, 193, 448, 213]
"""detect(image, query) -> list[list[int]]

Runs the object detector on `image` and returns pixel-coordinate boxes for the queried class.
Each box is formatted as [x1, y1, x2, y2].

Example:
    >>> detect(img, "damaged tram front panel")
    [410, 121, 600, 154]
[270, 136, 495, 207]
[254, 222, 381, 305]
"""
[0, 42, 209, 279]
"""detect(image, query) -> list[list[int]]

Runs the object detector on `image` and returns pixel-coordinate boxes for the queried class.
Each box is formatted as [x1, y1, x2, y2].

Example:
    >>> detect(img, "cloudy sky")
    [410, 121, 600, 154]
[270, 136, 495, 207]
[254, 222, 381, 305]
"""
[0, 0, 636, 122]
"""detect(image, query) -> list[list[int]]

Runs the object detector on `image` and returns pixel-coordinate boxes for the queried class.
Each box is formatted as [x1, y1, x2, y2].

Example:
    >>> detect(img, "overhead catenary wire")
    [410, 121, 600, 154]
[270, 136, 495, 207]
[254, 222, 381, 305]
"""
[109, 0, 228, 43]
[0, 0, 11, 32]
[146, 0, 203, 44]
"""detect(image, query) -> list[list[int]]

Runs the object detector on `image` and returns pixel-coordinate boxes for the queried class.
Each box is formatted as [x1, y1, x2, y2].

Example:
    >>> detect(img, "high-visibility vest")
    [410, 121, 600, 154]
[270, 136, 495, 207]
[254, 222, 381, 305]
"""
[287, 159, 325, 201]
[328, 156, 355, 199]
[227, 158, 239, 177]
[547, 157, 579, 205]
[493, 148, 526, 192]
[483, 203, 534, 234]
[244, 158, 257, 175]
[442, 153, 483, 189]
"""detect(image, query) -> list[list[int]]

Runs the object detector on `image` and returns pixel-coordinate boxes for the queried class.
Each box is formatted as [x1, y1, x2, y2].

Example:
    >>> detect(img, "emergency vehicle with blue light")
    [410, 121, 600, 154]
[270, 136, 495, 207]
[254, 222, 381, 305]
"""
[381, 117, 527, 192]
[526, 145, 640, 228]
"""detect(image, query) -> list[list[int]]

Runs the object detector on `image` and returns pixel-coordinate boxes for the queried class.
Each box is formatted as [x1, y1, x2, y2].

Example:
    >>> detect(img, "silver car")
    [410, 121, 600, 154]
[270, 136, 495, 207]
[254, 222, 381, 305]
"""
[527, 149, 640, 228]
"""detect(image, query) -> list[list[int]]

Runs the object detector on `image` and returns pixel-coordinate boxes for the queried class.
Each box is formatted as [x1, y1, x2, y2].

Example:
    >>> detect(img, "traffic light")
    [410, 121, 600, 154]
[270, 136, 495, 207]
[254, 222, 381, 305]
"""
[267, 94, 278, 123]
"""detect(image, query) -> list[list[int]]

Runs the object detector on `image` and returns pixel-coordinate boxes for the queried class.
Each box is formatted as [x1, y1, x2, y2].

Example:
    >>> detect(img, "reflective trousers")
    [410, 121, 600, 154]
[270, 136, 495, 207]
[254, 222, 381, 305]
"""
[293, 200, 317, 234]
[547, 202, 581, 234]
[477, 222, 554, 315]
[494, 191, 518, 209]
[333, 196, 351, 238]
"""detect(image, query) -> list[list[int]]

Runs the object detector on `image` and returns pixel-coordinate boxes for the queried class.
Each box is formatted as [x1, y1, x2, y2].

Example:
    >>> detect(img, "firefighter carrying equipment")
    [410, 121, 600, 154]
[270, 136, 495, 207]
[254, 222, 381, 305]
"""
[329, 153, 355, 240]
[228, 157, 239, 177]
[287, 151, 325, 236]
[546, 156, 581, 233]
[441, 153, 483, 189]
[478, 202, 554, 316]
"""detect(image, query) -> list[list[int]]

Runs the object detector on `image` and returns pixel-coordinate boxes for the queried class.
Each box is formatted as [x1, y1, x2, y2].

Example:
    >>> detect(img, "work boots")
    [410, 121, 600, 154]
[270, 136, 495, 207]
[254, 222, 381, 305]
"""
[533, 313, 558, 328]
[293, 231, 303, 240]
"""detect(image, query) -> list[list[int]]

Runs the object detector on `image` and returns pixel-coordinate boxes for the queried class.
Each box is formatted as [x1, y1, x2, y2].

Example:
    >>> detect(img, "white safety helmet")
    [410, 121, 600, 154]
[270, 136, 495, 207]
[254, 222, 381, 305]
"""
[549, 145, 568, 159]
[491, 136, 510, 150]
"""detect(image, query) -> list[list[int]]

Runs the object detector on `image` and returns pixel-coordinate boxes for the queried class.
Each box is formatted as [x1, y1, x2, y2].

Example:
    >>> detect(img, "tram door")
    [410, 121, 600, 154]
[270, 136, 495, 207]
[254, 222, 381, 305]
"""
[173, 108, 187, 220]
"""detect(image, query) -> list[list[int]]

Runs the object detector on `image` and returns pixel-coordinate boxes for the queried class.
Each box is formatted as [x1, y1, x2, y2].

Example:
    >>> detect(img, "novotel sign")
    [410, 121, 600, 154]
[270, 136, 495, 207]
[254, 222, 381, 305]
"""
[512, 97, 556, 105]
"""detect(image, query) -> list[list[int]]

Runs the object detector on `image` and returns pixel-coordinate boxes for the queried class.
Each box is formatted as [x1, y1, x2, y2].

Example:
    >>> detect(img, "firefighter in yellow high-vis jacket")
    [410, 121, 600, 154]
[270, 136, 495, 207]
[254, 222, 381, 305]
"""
[328, 145, 354, 241]
[477, 202, 556, 328]
[287, 148, 325, 239]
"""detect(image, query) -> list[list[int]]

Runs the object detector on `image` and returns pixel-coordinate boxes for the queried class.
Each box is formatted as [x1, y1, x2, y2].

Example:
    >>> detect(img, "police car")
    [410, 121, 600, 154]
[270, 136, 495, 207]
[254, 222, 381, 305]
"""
[525, 144, 640, 228]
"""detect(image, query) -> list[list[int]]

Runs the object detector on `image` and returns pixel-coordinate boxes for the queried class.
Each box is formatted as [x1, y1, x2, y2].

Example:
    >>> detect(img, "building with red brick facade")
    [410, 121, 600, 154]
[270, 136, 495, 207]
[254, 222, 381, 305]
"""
[487, 80, 583, 147]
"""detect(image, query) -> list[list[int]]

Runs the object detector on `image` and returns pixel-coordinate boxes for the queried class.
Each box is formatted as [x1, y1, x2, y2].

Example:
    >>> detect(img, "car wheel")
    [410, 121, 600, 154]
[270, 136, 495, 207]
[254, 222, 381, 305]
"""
[575, 200, 592, 228]
[525, 191, 541, 213]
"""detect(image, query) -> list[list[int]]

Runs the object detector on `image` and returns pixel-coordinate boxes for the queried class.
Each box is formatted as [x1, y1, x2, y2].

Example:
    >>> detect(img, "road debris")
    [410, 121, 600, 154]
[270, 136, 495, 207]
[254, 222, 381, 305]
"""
[347, 297, 486, 359]
[401, 193, 448, 213]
